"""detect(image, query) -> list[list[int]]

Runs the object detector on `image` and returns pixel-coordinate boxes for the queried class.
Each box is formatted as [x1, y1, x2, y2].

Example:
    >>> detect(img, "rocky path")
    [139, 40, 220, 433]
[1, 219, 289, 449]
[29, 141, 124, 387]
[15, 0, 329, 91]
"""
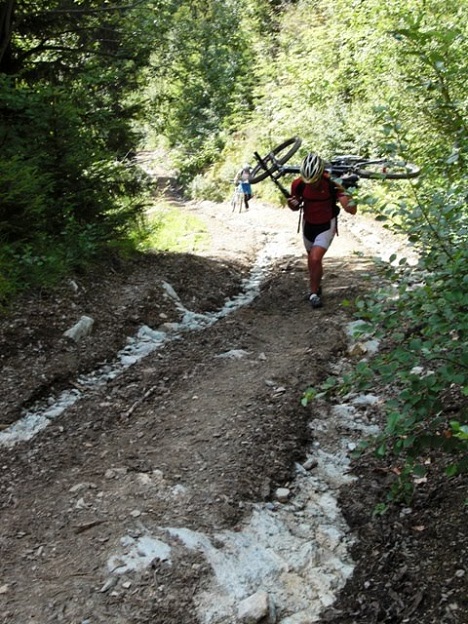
[1, 192, 466, 624]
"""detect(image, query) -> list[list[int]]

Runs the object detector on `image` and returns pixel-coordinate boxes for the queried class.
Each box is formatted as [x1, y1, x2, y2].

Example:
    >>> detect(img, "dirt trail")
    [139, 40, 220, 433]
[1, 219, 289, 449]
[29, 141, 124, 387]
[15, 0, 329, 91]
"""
[1, 191, 466, 624]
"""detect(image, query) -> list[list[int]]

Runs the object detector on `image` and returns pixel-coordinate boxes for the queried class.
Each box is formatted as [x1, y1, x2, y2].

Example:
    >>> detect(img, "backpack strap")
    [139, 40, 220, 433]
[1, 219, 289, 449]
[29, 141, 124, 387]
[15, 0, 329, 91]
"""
[329, 179, 340, 218]
[296, 180, 306, 197]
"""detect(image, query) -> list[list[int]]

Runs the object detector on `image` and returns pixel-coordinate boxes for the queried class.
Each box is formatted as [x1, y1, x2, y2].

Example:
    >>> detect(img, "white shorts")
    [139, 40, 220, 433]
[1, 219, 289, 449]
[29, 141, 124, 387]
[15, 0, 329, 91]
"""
[302, 218, 337, 251]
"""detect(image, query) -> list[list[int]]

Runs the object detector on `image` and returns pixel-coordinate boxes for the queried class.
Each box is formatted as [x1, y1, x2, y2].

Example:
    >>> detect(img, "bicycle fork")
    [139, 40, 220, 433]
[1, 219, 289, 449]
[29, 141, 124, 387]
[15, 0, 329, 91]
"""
[253, 150, 304, 234]
[253, 151, 291, 200]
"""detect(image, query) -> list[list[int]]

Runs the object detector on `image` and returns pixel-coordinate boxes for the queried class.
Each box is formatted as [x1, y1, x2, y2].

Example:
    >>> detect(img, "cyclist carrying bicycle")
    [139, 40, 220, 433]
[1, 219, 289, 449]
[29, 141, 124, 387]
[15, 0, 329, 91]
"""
[234, 163, 253, 210]
[287, 152, 357, 309]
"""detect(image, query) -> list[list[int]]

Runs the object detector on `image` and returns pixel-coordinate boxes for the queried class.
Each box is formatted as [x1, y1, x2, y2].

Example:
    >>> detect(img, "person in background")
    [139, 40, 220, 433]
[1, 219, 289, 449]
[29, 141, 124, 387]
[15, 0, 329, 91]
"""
[287, 152, 357, 309]
[234, 163, 253, 210]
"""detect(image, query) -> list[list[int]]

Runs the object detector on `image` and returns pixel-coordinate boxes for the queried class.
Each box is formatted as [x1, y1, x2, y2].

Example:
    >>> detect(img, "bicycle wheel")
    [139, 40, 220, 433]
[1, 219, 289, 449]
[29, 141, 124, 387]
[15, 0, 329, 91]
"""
[357, 159, 420, 179]
[250, 136, 302, 184]
[231, 189, 244, 213]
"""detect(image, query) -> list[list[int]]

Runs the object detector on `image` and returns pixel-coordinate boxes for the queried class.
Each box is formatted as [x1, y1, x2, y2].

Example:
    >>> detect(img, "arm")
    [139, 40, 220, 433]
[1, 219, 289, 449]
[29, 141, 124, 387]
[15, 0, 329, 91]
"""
[287, 178, 302, 211]
[335, 181, 357, 215]
[338, 192, 357, 215]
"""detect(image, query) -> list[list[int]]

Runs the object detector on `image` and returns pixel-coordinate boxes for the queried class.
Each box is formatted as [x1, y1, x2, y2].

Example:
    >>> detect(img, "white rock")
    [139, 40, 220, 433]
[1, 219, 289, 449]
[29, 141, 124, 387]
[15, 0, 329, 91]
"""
[275, 487, 290, 502]
[302, 457, 318, 471]
[215, 349, 251, 359]
[237, 590, 273, 623]
[351, 394, 380, 407]
[69, 482, 96, 493]
[63, 315, 94, 342]
[331, 404, 356, 419]
[362, 339, 380, 355]
[99, 576, 118, 593]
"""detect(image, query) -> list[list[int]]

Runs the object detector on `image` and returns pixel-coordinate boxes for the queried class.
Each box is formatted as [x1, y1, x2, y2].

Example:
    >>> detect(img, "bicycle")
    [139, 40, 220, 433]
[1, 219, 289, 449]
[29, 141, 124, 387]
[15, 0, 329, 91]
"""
[250, 136, 420, 195]
[230, 183, 247, 213]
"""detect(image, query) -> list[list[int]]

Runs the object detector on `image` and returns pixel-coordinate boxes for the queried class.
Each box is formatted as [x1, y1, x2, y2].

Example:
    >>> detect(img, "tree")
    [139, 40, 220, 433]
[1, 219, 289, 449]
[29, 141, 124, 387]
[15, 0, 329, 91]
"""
[0, 1, 155, 295]
[145, 0, 257, 177]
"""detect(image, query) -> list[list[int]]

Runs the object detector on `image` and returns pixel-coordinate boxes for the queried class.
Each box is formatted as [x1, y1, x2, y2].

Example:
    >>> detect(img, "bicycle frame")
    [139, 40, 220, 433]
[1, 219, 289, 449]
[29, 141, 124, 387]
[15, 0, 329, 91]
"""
[253, 150, 303, 232]
[272, 163, 359, 190]
[253, 155, 363, 182]
[253, 151, 291, 198]
[270, 157, 417, 182]
[250, 137, 419, 191]
[275, 159, 363, 179]
[231, 184, 246, 212]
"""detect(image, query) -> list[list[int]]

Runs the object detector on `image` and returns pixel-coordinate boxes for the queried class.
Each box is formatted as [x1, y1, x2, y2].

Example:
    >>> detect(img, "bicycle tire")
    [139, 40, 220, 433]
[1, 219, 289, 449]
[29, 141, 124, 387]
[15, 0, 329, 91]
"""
[357, 159, 420, 180]
[231, 189, 244, 213]
[250, 136, 302, 184]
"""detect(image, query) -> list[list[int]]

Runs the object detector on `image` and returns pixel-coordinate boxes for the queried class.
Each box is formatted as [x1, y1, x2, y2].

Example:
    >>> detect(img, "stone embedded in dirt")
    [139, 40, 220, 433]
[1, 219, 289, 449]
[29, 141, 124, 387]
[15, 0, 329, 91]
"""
[63, 315, 94, 342]
[275, 487, 290, 502]
[68, 482, 97, 493]
[99, 576, 118, 593]
[215, 349, 251, 359]
[237, 590, 275, 623]
[347, 342, 368, 357]
[303, 457, 318, 470]
[350, 394, 380, 407]
[104, 467, 128, 479]
[68, 279, 79, 293]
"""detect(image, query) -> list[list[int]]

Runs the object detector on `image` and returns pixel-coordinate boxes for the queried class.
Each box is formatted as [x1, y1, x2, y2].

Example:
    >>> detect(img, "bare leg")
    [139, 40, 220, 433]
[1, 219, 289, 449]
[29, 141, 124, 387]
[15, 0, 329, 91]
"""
[307, 245, 327, 294]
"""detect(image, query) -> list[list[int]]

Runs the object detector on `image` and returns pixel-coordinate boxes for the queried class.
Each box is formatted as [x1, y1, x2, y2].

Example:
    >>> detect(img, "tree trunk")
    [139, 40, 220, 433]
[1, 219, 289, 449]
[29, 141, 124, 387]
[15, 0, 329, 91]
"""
[0, 0, 16, 74]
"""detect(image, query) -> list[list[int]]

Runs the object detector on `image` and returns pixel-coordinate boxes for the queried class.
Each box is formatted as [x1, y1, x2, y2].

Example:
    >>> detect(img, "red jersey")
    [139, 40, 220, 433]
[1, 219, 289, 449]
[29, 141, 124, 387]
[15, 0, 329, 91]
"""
[291, 175, 344, 225]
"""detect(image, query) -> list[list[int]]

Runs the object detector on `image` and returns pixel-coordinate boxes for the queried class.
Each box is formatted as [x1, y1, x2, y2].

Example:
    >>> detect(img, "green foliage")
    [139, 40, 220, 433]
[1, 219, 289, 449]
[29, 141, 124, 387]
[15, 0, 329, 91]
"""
[0, 221, 102, 300]
[144, 0, 258, 180]
[0, 2, 155, 297]
[451, 422, 468, 441]
[342, 240, 468, 502]
[301, 379, 338, 406]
